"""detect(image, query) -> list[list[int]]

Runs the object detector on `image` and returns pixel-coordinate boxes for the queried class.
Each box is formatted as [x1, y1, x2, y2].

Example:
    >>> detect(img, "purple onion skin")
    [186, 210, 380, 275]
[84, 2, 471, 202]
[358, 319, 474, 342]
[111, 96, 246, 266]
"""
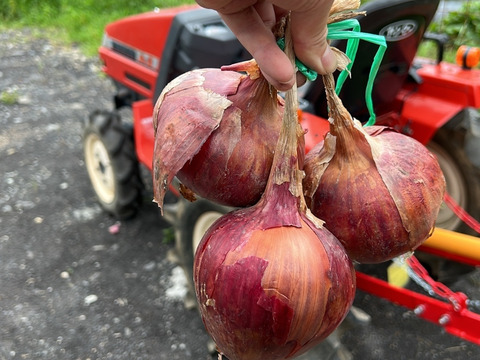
[152, 68, 242, 210]
[153, 65, 288, 208]
[304, 125, 446, 264]
[194, 184, 356, 360]
[176, 70, 283, 206]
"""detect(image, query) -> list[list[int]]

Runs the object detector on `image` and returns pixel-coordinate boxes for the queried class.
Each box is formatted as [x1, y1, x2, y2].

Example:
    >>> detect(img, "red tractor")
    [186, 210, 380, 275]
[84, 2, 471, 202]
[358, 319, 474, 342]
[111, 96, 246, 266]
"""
[83, 0, 480, 353]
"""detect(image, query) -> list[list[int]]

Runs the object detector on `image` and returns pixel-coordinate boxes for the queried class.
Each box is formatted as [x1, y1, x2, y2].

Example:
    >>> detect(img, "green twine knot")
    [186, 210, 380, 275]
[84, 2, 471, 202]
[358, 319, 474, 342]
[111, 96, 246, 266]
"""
[277, 19, 387, 126]
[277, 37, 318, 82]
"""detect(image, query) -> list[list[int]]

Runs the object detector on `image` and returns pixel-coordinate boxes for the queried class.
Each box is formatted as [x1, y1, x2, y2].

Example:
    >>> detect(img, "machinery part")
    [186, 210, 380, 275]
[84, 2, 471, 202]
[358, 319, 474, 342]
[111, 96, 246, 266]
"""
[416, 128, 480, 283]
[83, 110, 143, 219]
[154, 8, 249, 104]
[427, 128, 480, 234]
[356, 262, 480, 346]
[173, 199, 227, 309]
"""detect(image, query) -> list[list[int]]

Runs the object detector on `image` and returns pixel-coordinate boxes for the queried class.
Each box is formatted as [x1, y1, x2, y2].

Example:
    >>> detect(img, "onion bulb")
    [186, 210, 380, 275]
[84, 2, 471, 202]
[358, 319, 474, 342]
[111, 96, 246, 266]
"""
[303, 73, 446, 264]
[152, 60, 290, 210]
[194, 26, 355, 360]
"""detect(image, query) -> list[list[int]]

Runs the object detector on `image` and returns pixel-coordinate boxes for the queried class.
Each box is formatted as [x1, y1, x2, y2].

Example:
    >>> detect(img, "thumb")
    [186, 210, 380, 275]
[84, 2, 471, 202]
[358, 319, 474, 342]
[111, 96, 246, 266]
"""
[288, 0, 337, 75]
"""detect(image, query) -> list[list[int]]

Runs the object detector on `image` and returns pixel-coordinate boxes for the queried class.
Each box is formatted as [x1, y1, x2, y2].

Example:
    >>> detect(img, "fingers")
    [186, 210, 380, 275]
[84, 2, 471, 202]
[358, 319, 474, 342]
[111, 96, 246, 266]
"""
[196, 0, 336, 90]
[291, 13, 337, 75]
[275, 0, 337, 75]
[220, 8, 296, 90]
[196, 0, 256, 14]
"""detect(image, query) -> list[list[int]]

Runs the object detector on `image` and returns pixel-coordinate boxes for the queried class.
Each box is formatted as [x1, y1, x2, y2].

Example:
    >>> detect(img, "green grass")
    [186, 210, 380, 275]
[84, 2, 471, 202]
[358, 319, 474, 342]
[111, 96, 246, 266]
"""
[0, 0, 195, 55]
[423, 1, 480, 63]
[0, 89, 19, 105]
[431, 1, 480, 49]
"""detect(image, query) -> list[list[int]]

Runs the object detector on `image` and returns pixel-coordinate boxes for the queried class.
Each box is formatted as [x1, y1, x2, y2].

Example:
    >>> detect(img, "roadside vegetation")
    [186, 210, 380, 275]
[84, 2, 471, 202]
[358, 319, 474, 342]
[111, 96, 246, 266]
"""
[0, 0, 478, 62]
[431, 1, 480, 49]
[422, 1, 480, 62]
[0, 0, 194, 55]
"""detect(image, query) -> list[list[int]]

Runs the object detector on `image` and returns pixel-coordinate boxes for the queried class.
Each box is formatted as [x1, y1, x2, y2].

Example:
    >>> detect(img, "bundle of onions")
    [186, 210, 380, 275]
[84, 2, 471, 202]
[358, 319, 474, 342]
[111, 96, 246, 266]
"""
[303, 74, 446, 264]
[193, 23, 355, 360]
[152, 60, 296, 210]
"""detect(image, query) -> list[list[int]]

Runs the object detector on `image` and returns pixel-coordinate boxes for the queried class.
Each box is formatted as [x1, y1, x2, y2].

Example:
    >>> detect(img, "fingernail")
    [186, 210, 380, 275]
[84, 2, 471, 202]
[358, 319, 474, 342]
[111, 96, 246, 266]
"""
[277, 76, 295, 91]
[321, 46, 337, 74]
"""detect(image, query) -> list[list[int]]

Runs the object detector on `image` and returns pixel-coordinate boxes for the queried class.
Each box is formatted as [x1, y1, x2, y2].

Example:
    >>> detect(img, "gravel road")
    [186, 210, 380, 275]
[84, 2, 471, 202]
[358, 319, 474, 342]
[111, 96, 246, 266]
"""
[1, 27, 480, 360]
[0, 28, 213, 360]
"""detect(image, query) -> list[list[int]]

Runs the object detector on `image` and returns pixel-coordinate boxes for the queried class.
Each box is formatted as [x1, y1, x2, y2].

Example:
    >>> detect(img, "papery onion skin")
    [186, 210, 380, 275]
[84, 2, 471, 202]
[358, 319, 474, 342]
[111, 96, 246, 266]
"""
[194, 184, 356, 360]
[177, 68, 284, 207]
[153, 61, 297, 209]
[303, 123, 446, 264]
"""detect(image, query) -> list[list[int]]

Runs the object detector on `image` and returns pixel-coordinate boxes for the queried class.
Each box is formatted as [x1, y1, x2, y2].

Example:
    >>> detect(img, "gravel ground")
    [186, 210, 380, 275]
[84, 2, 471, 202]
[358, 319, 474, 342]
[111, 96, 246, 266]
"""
[0, 28, 212, 360]
[1, 27, 480, 360]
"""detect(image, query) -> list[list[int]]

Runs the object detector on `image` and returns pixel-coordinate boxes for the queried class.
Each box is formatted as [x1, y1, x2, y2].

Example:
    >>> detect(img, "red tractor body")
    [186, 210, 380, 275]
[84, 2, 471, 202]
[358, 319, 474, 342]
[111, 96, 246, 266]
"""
[99, 5, 198, 100]
[381, 60, 480, 144]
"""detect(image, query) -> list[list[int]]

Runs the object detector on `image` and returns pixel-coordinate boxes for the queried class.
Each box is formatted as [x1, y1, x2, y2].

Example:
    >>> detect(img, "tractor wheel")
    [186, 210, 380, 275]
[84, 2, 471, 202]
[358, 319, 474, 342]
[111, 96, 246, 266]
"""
[427, 129, 480, 234]
[174, 199, 227, 309]
[83, 110, 143, 219]
[416, 128, 480, 282]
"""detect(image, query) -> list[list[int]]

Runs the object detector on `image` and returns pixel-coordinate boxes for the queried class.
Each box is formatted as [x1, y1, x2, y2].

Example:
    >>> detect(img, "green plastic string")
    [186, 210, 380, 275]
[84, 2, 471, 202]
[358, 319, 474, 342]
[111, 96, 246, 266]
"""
[327, 19, 361, 94]
[277, 19, 387, 126]
[277, 37, 318, 81]
[327, 19, 387, 126]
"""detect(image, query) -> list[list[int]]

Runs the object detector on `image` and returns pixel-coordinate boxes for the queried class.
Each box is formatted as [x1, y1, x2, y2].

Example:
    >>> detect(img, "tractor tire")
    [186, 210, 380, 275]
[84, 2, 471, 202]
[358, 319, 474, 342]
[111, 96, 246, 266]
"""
[415, 128, 480, 282]
[173, 199, 228, 309]
[83, 110, 143, 219]
[427, 129, 480, 235]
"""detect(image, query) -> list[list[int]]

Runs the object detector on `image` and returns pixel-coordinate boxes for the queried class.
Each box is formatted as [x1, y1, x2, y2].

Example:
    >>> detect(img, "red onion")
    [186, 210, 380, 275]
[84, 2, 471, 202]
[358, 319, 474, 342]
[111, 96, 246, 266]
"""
[152, 60, 287, 210]
[194, 29, 355, 360]
[303, 74, 446, 264]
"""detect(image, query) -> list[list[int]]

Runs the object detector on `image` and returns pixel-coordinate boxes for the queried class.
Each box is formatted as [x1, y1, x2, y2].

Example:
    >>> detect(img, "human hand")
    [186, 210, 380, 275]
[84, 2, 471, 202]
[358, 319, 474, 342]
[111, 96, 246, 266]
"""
[196, 0, 336, 90]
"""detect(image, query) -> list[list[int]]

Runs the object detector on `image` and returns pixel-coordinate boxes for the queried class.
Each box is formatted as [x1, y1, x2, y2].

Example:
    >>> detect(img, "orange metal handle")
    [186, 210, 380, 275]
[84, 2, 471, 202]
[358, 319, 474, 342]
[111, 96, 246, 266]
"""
[421, 228, 480, 264]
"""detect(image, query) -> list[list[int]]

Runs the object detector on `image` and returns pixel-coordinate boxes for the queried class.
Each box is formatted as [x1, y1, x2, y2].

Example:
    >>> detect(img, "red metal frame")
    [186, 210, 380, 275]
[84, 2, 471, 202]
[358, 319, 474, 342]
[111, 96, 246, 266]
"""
[132, 99, 155, 171]
[355, 226, 480, 345]
[374, 61, 480, 144]
[356, 271, 480, 345]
